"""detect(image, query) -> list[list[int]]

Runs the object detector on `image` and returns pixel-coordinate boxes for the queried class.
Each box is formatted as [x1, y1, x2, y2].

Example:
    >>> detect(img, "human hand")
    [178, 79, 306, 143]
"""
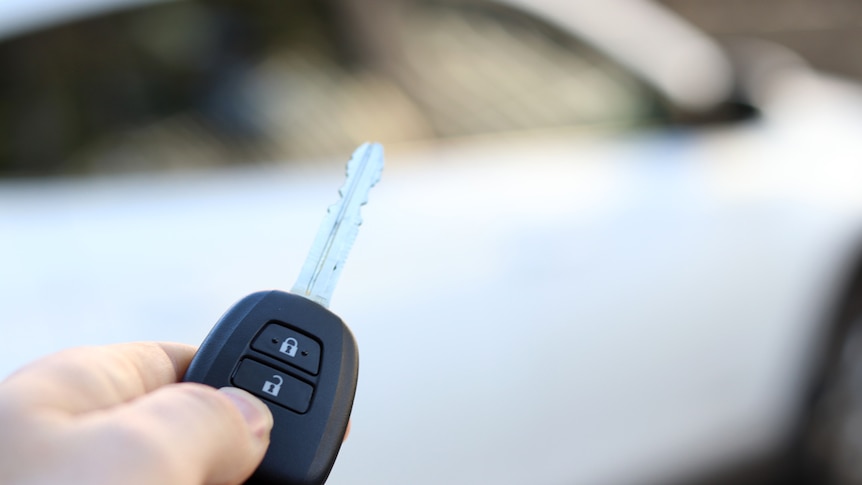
[0, 342, 273, 485]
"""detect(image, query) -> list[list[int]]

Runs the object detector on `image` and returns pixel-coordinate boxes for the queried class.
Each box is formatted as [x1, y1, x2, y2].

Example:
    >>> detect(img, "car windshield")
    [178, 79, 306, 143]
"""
[0, 0, 657, 176]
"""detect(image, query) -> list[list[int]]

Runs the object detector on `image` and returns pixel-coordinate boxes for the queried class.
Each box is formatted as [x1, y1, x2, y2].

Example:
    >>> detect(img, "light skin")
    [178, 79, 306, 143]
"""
[0, 342, 274, 485]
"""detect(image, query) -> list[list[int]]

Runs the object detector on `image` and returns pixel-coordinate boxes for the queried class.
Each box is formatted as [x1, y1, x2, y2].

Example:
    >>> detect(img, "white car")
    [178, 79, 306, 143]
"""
[2, 1, 862, 484]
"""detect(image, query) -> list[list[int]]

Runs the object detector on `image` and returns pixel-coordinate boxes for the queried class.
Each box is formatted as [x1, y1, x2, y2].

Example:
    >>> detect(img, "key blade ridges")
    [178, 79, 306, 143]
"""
[291, 142, 384, 308]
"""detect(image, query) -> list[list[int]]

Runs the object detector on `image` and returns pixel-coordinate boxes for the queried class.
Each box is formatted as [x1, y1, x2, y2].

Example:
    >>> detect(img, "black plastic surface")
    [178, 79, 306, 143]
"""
[183, 290, 359, 485]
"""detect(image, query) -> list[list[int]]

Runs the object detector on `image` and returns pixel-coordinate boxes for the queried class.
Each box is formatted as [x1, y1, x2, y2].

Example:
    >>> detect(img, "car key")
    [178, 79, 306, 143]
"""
[183, 142, 384, 485]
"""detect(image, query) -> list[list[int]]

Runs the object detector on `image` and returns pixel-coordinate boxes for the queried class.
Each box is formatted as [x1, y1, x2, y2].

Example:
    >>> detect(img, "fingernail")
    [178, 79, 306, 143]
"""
[219, 387, 273, 439]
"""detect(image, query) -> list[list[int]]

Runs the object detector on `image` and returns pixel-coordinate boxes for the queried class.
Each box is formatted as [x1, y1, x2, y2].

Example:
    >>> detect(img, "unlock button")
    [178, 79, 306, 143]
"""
[232, 359, 313, 413]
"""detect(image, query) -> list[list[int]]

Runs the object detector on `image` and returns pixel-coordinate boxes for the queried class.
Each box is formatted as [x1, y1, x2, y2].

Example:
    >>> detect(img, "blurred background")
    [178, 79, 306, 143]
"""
[4, 1, 862, 484]
[0, 0, 658, 175]
[2, 0, 862, 177]
[660, 0, 862, 81]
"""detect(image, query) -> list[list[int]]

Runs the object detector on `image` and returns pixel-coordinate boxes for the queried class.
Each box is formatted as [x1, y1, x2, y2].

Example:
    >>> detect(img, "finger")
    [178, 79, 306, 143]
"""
[0, 342, 196, 414]
[70, 384, 272, 485]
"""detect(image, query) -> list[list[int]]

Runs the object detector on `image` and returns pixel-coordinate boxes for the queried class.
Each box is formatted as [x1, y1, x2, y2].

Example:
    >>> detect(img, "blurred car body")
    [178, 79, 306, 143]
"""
[3, 1, 862, 484]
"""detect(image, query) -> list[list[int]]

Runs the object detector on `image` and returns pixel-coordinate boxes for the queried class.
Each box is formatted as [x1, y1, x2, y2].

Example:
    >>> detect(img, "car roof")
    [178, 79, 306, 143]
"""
[0, 0, 734, 112]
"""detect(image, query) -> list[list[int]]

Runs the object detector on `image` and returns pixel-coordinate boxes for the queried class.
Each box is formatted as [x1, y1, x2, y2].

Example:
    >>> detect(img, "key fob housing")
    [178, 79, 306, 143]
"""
[184, 290, 358, 485]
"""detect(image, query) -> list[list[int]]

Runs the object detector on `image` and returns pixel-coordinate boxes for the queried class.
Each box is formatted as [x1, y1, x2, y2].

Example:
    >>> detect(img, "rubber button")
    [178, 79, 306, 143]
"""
[252, 323, 322, 375]
[232, 359, 313, 413]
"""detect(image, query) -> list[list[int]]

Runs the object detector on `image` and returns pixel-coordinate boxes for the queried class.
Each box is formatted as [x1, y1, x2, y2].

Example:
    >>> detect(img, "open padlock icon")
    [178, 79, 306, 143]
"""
[262, 375, 283, 397]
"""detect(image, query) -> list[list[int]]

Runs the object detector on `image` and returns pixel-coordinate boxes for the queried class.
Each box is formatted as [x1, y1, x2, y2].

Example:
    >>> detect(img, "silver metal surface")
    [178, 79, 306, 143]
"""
[291, 142, 384, 307]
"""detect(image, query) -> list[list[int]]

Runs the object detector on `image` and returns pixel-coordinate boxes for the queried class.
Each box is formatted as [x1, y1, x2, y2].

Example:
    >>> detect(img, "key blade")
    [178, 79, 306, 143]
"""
[291, 142, 384, 307]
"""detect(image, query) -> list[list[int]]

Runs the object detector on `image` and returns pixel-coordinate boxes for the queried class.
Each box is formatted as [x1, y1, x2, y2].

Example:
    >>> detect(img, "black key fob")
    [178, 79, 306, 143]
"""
[184, 290, 358, 485]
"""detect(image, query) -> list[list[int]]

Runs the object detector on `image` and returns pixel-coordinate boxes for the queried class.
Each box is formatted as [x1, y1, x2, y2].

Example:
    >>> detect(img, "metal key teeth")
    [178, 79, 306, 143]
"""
[291, 142, 384, 308]
[332, 142, 384, 223]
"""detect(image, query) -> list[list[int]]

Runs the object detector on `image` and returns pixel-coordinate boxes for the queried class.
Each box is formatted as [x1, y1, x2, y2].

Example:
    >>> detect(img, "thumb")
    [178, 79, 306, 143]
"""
[88, 383, 273, 485]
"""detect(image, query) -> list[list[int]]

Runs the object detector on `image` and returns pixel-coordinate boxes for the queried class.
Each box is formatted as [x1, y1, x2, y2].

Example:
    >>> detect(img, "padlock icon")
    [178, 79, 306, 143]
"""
[280, 337, 299, 357]
[262, 375, 283, 397]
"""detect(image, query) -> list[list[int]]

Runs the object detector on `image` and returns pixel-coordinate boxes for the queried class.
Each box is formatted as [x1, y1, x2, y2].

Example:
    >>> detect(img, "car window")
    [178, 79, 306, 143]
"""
[0, 0, 659, 176]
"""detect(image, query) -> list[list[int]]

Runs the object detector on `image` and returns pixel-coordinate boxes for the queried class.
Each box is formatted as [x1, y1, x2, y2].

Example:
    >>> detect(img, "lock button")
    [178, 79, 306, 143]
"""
[280, 337, 299, 357]
[232, 359, 313, 413]
[252, 323, 322, 375]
